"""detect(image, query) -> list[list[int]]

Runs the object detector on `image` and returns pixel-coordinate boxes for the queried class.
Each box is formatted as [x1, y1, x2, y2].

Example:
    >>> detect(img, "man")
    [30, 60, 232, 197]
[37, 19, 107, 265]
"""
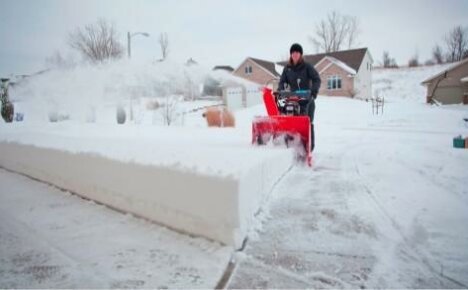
[278, 43, 321, 151]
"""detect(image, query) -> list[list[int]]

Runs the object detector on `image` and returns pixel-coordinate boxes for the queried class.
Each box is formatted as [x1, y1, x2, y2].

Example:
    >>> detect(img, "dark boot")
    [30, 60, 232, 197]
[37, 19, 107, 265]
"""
[311, 124, 315, 152]
[306, 99, 316, 152]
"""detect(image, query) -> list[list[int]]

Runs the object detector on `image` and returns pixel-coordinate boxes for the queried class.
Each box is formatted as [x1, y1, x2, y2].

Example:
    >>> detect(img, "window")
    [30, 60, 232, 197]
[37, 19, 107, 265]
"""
[327, 75, 342, 90]
[244, 66, 253, 75]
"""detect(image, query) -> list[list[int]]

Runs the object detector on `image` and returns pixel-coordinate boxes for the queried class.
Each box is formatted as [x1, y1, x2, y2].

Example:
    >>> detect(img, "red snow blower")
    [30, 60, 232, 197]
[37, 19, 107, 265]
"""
[252, 88, 313, 166]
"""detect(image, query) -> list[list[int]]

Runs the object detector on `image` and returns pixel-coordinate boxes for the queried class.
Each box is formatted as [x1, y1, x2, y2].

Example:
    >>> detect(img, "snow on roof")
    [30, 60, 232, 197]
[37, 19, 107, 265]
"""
[322, 56, 357, 75]
[214, 69, 260, 88]
[249, 57, 280, 77]
[461, 76, 468, 82]
[422, 58, 468, 84]
[275, 63, 285, 76]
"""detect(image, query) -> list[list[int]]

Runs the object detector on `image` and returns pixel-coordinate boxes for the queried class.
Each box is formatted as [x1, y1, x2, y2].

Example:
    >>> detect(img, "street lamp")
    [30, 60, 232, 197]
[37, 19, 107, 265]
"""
[127, 31, 150, 59]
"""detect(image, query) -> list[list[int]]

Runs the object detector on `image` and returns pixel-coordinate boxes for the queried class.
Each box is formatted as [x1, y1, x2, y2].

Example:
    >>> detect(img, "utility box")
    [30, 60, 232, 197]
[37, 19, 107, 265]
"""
[453, 136, 466, 149]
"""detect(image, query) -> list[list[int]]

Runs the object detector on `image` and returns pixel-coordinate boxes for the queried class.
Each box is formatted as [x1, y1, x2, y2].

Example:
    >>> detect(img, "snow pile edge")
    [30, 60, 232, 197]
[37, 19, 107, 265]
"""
[0, 141, 293, 248]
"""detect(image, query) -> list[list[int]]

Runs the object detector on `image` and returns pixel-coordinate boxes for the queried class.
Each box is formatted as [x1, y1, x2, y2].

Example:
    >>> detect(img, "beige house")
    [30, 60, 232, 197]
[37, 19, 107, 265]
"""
[221, 57, 279, 111]
[278, 48, 374, 99]
[232, 57, 280, 88]
[421, 58, 468, 105]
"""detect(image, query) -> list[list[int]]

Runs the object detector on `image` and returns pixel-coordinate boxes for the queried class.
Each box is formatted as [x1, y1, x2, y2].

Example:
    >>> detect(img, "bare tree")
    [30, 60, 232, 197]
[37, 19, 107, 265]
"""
[408, 52, 419, 67]
[159, 32, 169, 60]
[444, 25, 468, 62]
[383, 51, 391, 67]
[309, 11, 361, 53]
[68, 19, 124, 63]
[432, 44, 444, 64]
[183, 71, 198, 101]
[45, 51, 67, 68]
[345, 16, 360, 50]
[382, 51, 398, 68]
[424, 59, 435, 66]
[45, 50, 76, 69]
[160, 95, 180, 126]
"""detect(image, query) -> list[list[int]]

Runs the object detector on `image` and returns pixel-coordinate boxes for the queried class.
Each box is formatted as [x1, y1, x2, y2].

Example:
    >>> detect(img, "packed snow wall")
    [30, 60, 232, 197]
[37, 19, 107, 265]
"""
[0, 140, 293, 248]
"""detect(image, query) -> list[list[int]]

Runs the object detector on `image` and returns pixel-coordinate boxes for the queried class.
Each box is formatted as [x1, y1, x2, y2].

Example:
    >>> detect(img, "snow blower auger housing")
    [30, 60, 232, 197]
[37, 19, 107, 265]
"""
[252, 87, 313, 166]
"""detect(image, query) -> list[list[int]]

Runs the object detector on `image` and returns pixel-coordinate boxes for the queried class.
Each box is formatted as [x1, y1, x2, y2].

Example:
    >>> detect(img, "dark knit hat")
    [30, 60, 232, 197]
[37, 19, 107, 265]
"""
[290, 43, 303, 55]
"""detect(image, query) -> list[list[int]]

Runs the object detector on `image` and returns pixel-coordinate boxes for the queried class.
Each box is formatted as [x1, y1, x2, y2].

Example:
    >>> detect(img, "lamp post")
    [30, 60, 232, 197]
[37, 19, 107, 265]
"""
[127, 31, 150, 59]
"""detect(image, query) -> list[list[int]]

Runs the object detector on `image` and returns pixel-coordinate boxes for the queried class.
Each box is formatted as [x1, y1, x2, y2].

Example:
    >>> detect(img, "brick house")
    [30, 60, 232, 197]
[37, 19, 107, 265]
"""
[421, 58, 468, 105]
[278, 48, 374, 99]
[232, 57, 280, 88]
[225, 48, 373, 107]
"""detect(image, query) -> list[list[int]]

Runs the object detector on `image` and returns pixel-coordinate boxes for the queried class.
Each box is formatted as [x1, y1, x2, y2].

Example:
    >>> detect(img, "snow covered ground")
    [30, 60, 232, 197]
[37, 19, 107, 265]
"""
[1, 63, 468, 288]
[229, 95, 468, 288]
[228, 66, 468, 287]
[373, 64, 453, 103]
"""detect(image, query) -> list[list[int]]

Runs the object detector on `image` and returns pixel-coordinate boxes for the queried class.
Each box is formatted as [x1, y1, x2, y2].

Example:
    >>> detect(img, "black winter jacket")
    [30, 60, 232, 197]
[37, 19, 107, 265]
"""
[278, 60, 321, 98]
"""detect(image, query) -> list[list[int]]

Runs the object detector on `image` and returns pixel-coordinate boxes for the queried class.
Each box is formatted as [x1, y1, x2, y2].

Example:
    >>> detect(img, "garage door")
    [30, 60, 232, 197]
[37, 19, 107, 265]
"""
[246, 87, 263, 107]
[226, 87, 244, 111]
[434, 86, 464, 104]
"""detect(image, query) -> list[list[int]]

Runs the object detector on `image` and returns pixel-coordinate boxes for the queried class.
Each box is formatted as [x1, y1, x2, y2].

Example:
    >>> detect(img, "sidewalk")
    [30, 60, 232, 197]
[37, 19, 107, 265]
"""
[0, 168, 231, 288]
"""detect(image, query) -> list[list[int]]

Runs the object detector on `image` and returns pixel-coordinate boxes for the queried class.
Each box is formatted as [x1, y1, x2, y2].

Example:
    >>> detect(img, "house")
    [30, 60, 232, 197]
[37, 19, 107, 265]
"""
[213, 65, 234, 73]
[232, 57, 280, 88]
[421, 58, 468, 105]
[223, 48, 373, 108]
[185, 58, 198, 66]
[221, 57, 280, 111]
[278, 48, 373, 99]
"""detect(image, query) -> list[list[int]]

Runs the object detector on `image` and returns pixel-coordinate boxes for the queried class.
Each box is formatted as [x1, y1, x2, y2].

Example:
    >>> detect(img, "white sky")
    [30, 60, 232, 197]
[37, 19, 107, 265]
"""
[1, 0, 467, 75]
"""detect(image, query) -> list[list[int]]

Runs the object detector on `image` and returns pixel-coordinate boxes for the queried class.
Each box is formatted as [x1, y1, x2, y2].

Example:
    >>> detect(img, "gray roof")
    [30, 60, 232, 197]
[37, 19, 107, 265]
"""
[278, 48, 369, 72]
[249, 57, 280, 77]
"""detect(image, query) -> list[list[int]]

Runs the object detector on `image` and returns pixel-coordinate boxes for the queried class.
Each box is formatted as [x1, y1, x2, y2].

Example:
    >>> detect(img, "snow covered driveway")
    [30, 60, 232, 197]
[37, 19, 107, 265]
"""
[229, 99, 468, 288]
[0, 168, 231, 288]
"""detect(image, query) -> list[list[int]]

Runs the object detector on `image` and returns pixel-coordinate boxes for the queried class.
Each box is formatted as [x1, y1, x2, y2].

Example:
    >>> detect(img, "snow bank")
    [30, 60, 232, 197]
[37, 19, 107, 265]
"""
[0, 123, 293, 248]
[1, 60, 295, 248]
[373, 64, 452, 103]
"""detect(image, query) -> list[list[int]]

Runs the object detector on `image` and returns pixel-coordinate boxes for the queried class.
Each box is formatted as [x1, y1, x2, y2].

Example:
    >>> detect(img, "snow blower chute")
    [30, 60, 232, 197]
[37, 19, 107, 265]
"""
[252, 88, 313, 166]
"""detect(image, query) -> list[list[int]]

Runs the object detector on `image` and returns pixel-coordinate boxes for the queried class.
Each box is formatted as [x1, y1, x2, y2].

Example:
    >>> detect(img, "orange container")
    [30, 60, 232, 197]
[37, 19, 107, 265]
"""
[465, 137, 468, 149]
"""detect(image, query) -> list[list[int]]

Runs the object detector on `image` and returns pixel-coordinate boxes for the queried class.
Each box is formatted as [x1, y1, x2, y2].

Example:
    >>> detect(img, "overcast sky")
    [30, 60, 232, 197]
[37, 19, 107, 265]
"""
[1, 0, 467, 76]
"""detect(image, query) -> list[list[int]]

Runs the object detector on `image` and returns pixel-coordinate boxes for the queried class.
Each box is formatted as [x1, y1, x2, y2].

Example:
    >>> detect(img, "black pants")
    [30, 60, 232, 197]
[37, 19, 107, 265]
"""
[301, 99, 315, 152]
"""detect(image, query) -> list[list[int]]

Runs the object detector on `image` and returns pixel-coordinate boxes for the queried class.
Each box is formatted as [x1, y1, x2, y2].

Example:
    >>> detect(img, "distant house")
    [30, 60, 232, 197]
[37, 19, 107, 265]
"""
[232, 57, 280, 88]
[213, 65, 234, 73]
[421, 58, 468, 105]
[186, 58, 198, 66]
[278, 48, 373, 99]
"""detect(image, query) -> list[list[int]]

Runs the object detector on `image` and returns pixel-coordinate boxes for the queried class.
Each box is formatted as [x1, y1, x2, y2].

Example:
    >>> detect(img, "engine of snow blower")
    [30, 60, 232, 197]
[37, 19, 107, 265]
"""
[252, 88, 313, 166]
[275, 90, 311, 116]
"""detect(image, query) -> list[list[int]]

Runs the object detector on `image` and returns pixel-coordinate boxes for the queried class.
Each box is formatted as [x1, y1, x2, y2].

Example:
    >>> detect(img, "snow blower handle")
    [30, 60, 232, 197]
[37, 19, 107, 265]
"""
[274, 90, 312, 100]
